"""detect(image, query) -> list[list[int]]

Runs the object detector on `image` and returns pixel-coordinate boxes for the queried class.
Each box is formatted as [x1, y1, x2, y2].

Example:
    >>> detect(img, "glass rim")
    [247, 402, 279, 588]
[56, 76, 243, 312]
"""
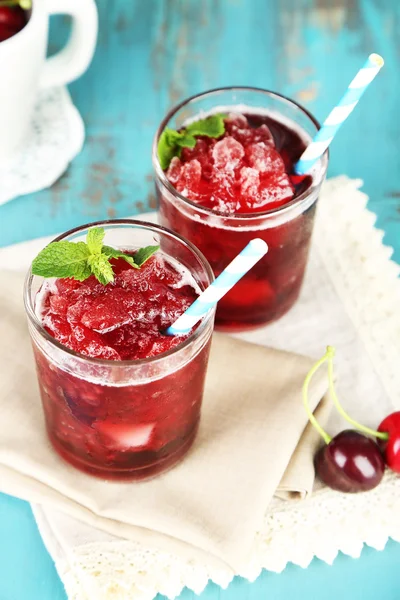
[152, 86, 329, 220]
[24, 218, 215, 368]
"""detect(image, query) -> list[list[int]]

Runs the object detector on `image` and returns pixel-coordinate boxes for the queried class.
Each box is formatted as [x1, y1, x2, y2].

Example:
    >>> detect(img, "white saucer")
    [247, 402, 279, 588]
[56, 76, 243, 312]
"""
[0, 87, 84, 206]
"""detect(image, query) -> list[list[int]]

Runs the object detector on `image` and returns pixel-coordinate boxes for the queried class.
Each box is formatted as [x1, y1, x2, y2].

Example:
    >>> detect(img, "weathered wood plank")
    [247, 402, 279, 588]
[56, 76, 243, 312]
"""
[1, 0, 399, 255]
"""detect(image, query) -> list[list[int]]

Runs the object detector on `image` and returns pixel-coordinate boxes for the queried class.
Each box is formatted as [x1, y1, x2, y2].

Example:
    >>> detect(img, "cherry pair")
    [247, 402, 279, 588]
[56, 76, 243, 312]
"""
[303, 347, 400, 493]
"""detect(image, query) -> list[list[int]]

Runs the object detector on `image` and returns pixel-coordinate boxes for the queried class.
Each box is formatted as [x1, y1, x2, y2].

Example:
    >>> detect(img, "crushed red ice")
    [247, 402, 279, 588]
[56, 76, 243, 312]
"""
[240, 167, 260, 201]
[245, 142, 285, 173]
[178, 159, 202, 195]
[39, 256, 198, 361]
[167, 156, 183, 184]
[165, 112, 294, 214]
[212, 136, 244, 171]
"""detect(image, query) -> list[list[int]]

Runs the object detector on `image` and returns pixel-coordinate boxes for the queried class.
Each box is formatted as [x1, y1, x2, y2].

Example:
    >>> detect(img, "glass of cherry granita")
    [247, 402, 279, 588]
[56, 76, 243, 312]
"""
[24, 220, 215, 480]
[153, 87, 328, 330]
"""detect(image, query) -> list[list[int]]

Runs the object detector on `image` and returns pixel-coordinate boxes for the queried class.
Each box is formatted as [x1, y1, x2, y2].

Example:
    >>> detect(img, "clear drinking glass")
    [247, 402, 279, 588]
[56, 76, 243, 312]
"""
[153, 87, 328, 330]
[24, 220, 215, 480]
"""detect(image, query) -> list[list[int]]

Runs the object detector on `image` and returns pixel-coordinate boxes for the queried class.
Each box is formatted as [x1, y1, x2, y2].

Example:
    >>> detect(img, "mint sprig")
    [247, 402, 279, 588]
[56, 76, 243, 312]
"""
[158, 113, 226, 170]
[32, 227, 160, 285]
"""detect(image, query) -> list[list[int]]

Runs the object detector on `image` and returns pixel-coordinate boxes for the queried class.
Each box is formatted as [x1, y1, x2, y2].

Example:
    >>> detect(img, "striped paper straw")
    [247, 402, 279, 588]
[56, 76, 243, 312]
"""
[166, 238, 268, 336]
[295, 53, 384, 175]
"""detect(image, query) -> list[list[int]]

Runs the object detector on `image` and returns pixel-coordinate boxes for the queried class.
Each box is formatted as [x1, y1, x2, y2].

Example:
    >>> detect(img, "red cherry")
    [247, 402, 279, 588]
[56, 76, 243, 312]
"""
[315, 430, 385, 493]
[0, 7, 26, 42]
[377, 411, 400, 473]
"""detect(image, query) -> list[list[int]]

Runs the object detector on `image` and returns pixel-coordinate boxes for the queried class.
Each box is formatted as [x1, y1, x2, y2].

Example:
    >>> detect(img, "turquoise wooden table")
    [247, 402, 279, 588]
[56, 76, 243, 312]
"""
[1, 1, 400, 598]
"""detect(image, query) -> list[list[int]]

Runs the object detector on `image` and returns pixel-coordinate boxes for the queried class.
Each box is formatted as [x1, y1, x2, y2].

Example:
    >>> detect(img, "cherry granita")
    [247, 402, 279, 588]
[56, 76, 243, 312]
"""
[38, 254, 198, 360]
[32, 251, 212, 480]
[158, 107, 324, 330]
[165, 112, 311, 215]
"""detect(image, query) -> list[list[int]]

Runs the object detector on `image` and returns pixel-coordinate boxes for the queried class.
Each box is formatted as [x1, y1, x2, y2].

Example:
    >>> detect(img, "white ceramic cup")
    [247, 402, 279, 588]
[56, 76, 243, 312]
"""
[0, 0, 98, 162]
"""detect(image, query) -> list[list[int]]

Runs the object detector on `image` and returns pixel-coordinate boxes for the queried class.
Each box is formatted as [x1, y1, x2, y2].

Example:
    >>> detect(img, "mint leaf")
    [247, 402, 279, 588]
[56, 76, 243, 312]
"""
[157, 130, 183, 170]
[134, 245, 160, 267]
[87, 227, 105, 255]
[175, 132, 196, 150]
[87, 254, 115, 285]
[103, 245, 159, 268]
[32, 233, 160, 286]
[185, 114, 226, 138]
[102, 245, 139, 269]
[157, 129, 197, 169]
[158, 114, 226, 170]
[32, 241, 91, 281]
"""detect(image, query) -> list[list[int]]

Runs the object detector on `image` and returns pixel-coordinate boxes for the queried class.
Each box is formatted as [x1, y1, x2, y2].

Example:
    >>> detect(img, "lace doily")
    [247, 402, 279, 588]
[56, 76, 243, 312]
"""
[0, 87, 84, 206]
[3, 176, 400, 600]
[34, 471, 400, 600]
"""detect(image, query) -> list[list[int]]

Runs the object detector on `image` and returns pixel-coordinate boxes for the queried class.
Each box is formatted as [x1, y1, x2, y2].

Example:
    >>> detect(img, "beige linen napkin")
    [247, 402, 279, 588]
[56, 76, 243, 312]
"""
[0, 270, 331, 571]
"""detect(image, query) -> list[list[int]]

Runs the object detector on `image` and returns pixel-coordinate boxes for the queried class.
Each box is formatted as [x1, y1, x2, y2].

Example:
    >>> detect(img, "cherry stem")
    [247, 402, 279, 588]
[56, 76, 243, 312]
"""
[0, 0, 31, 8]
[303, 345, 389, 444]
[302, 349, 332, 445]
[326, 348, 389, 441]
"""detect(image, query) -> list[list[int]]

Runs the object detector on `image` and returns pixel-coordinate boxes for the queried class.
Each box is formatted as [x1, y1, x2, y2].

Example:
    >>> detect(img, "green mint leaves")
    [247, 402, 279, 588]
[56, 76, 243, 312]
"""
[133, 245, 160, 267]
[87, 227, 105, 255]
[101, 245, 137, 269]
[87, 253, 115, 286]
[157, 113, 226, 170]
[31, 227, 160, 286]
[31, 241, 92, 281]
[184, 115, 226, 138]
[157, 130, 196, 171]
[101, 244, 159, 269]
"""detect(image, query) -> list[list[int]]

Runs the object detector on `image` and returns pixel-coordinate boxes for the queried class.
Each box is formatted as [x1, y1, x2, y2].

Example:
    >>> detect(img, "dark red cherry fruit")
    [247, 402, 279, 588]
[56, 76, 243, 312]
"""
[315, 430, 385, 493]
[0, 7, 26, 42]
[377, 411, 400, 473]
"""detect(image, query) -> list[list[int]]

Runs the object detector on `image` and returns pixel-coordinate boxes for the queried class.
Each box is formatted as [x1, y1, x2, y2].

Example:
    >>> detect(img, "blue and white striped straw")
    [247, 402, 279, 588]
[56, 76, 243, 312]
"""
[166, 238, 268, 336]
[295, 53, 384, 175]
